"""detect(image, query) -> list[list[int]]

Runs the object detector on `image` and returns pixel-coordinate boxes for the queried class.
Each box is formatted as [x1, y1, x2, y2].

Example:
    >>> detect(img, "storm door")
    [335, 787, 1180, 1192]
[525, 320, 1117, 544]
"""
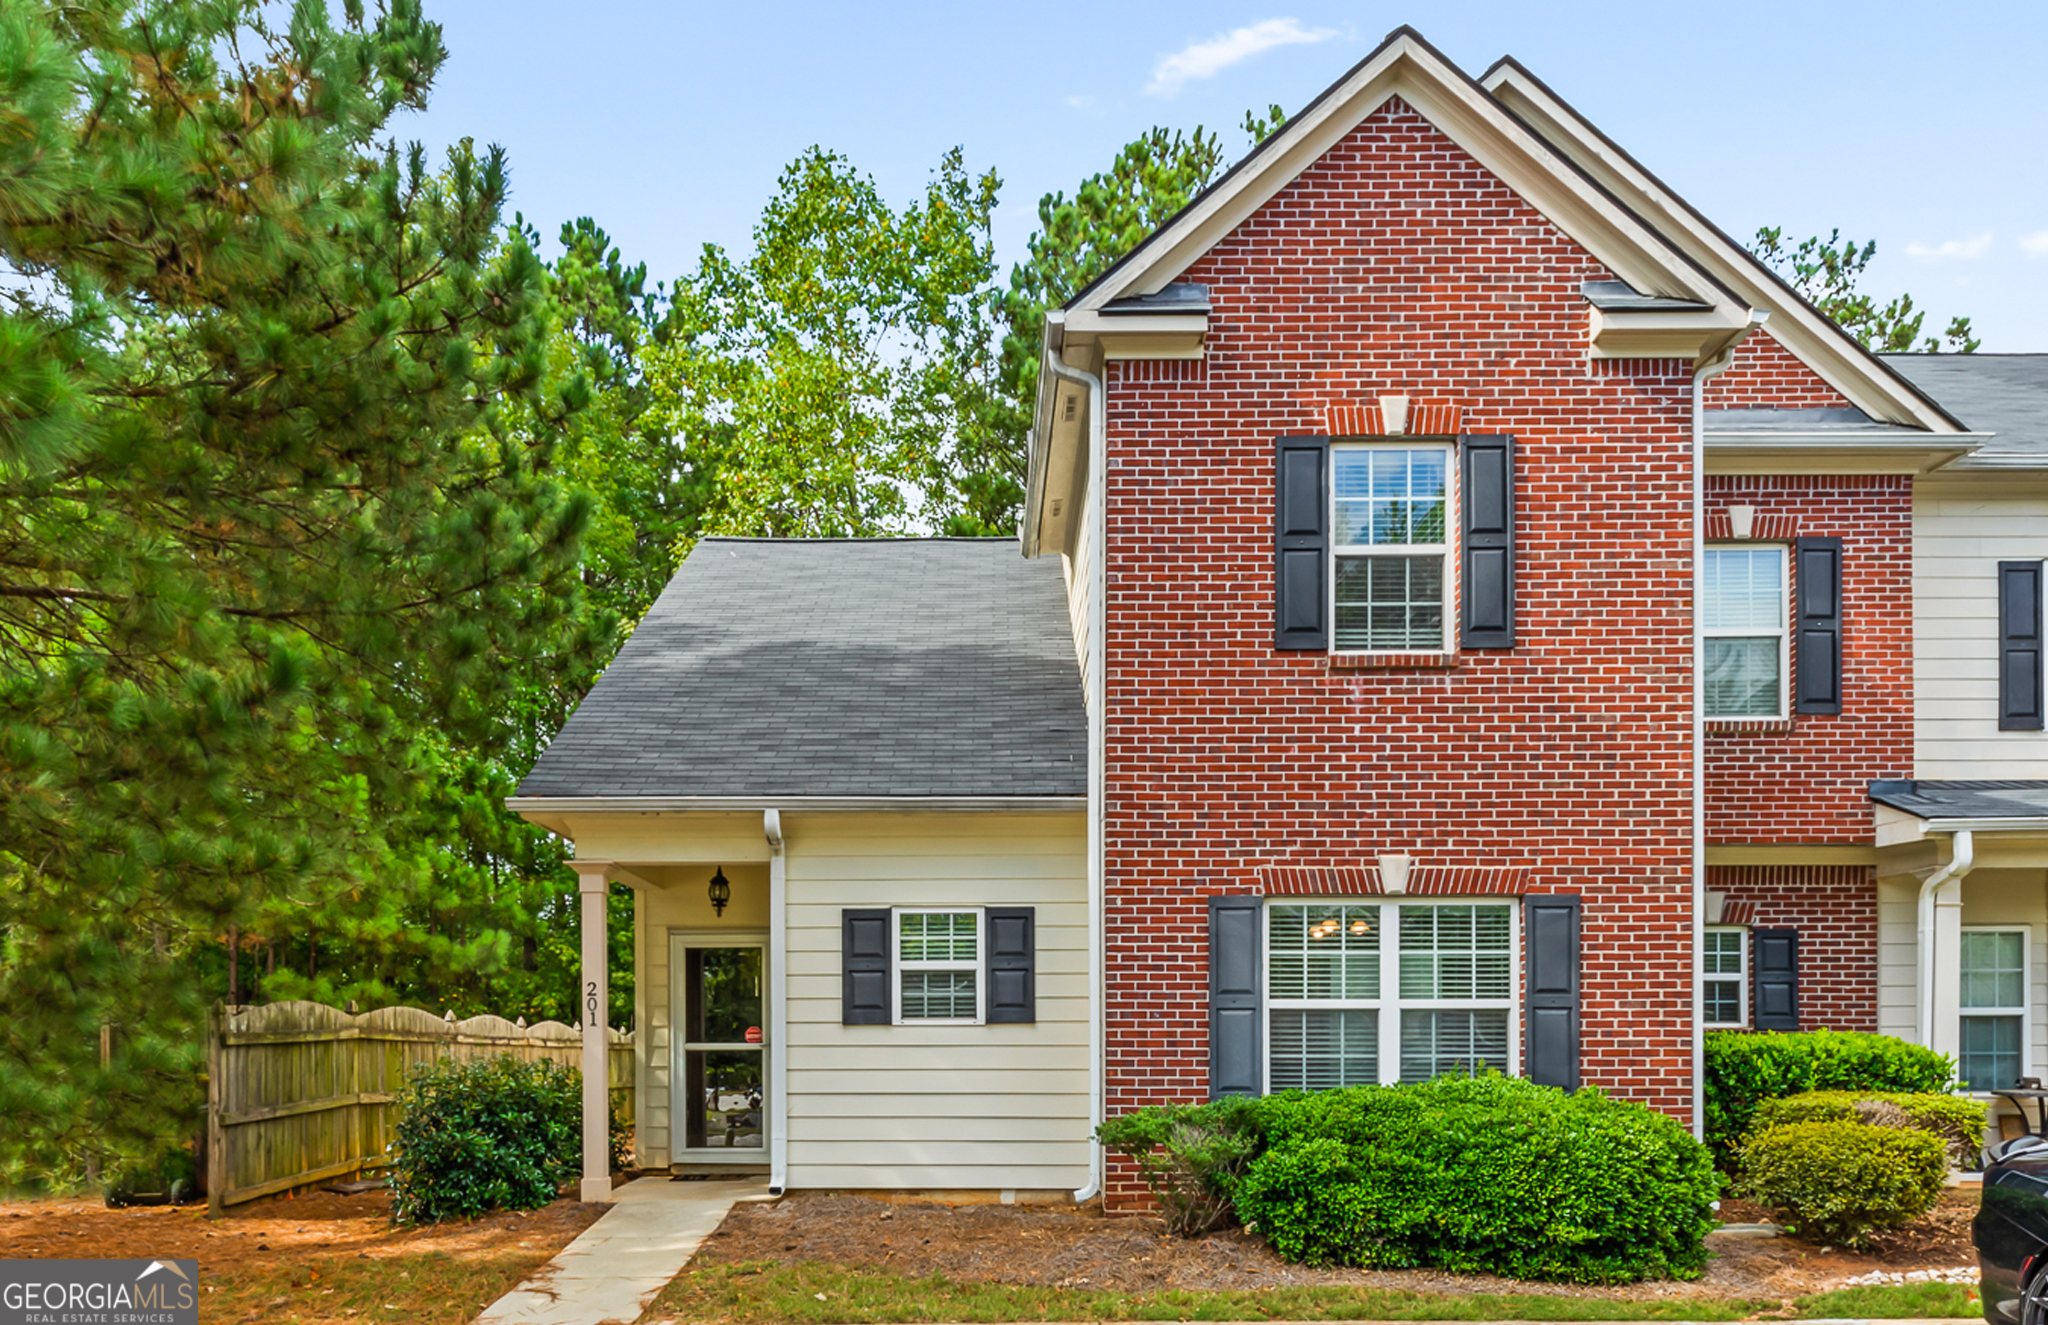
[669, 933, 767, 1157]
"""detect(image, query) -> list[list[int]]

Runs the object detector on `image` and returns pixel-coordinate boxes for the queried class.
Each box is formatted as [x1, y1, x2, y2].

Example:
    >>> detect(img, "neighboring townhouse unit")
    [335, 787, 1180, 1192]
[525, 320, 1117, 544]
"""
[516, 27, 2045, 1207]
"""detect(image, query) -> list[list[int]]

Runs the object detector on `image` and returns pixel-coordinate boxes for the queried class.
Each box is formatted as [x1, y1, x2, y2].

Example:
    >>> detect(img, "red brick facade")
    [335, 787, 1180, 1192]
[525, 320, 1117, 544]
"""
[1097, 100, 1700, 1205]
[1703, 476, 1913, 843]
[1707, 865, 1880, 1031]
[1702, 332, 1856, 410]
[1090, 99, 1899, 1208]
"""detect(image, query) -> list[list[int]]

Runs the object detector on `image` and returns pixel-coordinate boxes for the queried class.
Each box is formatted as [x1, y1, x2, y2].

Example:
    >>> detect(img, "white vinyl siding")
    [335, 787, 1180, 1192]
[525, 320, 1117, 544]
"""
[1915, 481, 2048, 776]
[786, 813, 1088, 1191]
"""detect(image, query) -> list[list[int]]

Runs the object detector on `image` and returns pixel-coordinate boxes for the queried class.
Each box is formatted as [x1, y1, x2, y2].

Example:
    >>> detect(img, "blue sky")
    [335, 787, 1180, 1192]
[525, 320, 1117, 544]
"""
[401, 1, 2048, 349]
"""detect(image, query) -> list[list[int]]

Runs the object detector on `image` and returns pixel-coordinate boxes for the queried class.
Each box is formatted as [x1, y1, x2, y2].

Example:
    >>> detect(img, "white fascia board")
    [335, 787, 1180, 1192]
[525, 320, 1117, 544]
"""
[1069, 32, 1739, 325]
[1587, 304, 1750, 361]
[1921, 818, 2048, 835]
[506, 795, 1088, 815]
[1480, 63, 1961, 435]
[1949, 453, 2048, 471]
[1704, 431, 1982, 474]
[1022, 313, 1088, 559]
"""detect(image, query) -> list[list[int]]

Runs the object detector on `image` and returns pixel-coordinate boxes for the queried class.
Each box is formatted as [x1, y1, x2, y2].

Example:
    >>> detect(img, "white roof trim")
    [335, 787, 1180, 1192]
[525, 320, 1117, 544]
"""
[1479, 60, 1962, 434]
[507, 796, 1088, 815]
[1068, 29, 1744, 327]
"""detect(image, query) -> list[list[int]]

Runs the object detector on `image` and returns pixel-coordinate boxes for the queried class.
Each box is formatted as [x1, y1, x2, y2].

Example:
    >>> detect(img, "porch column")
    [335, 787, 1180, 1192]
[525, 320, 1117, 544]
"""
[1929, 872, 1965, 1064]
[577, 865, 613, 1204]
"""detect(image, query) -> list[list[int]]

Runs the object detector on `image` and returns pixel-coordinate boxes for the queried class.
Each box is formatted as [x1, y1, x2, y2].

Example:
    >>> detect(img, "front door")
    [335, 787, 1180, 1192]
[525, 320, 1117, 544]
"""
[670, 934, 766, 1157]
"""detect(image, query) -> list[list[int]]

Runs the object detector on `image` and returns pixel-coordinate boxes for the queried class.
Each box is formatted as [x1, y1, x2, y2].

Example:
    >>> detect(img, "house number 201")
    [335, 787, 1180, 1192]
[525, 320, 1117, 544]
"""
[586, 981, 600, 1027]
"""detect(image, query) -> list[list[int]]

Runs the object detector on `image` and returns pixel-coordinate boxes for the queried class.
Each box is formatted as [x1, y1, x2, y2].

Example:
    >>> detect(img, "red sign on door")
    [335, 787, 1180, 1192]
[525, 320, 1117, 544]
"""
[744, 1026, 762, 1044]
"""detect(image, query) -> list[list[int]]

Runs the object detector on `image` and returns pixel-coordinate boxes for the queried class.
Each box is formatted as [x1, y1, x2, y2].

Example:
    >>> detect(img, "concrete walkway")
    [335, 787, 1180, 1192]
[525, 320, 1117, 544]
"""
[472, 1176, 768, 1325]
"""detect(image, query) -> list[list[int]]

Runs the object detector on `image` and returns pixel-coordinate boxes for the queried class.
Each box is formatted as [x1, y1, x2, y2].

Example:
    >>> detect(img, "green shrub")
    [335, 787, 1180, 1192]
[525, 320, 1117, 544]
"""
[1095, 1096, 1260, 1236]
[387, 1055, 587, 1223]
[1736, 1119, 1947, 1248]
[1232, 1075, 1720, 1283]
[1751, 1090, 1985, 1167]
[1704, 1030, 1956, 1163]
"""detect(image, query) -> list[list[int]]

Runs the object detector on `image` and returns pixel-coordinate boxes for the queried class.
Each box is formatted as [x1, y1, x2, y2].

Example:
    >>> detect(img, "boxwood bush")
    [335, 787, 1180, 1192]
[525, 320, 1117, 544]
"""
[1232, 1075, 1719, 1283]
[1095, 1095, 1260, 1236]
[387, 1055, 593, 1223]
[1704, 1030, 1956, 1163]
[1736, 1118, 1947, 1248]
[1751, 1090, 1985, 1167]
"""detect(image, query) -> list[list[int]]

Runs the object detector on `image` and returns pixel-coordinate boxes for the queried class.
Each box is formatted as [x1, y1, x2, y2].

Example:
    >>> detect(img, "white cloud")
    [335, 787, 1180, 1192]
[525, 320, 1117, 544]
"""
[1145, 18, 1337, 98]
[2021, 230, 2048, 257]
[1903, 233, 1994, 262]
[1064, 94, 1094, 109]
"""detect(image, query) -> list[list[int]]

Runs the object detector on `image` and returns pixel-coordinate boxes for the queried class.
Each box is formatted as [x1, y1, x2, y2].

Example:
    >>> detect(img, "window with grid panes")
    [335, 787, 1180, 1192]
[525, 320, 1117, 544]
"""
[895, 910, 979, 1023]
[1702, 927, 1747, 1028]
[1960, 929, 2026, 1091]
[1331, 446, 1450, 652]
[1265, 900, 1513, 1089]
[1703, 547, 1788, 718]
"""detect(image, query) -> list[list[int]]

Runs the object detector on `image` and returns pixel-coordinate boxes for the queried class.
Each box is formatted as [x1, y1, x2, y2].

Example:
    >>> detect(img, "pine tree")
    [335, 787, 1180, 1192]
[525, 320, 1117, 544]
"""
[0, 0, 591, 1177]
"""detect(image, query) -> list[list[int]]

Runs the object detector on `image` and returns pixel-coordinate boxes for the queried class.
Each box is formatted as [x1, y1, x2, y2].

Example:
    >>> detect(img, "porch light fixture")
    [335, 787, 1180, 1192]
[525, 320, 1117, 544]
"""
[708, 866, 731, 918]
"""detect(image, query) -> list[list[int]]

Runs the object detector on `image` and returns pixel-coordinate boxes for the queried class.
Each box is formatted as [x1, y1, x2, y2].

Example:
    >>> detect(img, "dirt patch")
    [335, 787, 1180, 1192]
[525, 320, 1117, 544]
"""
[0, 1181, 624, 1324]
[691, 1188, 1986, 1300]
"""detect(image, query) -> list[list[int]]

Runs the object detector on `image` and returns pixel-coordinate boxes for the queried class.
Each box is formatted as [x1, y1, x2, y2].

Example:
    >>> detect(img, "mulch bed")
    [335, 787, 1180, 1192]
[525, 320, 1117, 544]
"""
[692, 1187, 1986, 1300]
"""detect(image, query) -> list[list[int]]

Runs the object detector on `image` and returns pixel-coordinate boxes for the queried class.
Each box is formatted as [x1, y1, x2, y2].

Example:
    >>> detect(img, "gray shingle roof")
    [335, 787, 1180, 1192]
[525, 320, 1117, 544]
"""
[518, 539, 1086, 799]
[1870, 780, 2048, 821]
[1879, 354, 2048, 456]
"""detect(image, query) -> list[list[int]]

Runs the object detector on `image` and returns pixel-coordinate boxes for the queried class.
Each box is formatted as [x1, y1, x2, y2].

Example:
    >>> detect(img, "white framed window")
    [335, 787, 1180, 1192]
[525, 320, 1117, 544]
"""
[893, 909, 982, 1025]
[1702, 926, 1747, 1028]
[1703, 545, 1788, 718]
[1264, 898, 1516, 1091]
[1331, 444, 1453, 653]
[1960, 927, 2029, 1091]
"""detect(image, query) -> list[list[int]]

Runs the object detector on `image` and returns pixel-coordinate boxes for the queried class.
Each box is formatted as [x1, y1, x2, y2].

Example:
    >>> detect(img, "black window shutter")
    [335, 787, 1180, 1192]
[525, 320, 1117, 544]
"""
[1460, 434, 1515, 648]
[1794, 537, 1844, 715]
[1274, 436, 1329, 650]
[2000, 561, 2044, 731]
[985, 907, 1035, 1024]
[841, 908, 891, 1026]
[1209, 895, 1263, 1099]
[1753, 928, 1799, 1030]
[1524, 895, 1580, 1090]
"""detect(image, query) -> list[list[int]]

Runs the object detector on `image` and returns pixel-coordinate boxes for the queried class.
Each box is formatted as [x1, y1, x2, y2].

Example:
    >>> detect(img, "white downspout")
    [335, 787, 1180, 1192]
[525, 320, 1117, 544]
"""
[1690, 321, 1754, 1139]
[1041, 353, 1107, 1205]
[1918, 828, 1975, 1050]
[764, 809, 789, 1195]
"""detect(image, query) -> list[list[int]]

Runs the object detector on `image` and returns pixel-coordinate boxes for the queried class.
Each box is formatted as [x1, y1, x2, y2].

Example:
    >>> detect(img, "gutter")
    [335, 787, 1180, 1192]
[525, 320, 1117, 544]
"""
[1920, 817, 2048, 834]
[1918, 829, 1976, 1049]
[507, 795, 1086, 815]
[1039, 349, 1107, 1205]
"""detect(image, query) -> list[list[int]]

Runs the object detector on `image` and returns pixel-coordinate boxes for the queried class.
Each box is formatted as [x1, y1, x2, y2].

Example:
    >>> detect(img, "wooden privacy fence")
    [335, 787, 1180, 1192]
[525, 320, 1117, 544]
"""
[206, 1000, 632, 1213]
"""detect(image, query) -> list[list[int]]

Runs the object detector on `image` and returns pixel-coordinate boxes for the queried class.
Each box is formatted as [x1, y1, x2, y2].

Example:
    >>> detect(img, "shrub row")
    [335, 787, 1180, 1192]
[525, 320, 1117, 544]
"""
[1100, 1074, 1719, 1284]
[1703, 1030, 1955, 1162]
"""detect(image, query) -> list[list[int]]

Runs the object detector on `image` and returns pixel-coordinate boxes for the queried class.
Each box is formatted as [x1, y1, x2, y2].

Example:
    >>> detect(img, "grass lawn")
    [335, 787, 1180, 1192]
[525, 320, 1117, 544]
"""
[642, 1261, 1982, 1323]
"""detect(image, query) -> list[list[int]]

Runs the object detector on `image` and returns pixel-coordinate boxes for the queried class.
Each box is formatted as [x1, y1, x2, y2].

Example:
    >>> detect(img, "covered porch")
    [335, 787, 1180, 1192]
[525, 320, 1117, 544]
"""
[1875, 780, 2048, 1123]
